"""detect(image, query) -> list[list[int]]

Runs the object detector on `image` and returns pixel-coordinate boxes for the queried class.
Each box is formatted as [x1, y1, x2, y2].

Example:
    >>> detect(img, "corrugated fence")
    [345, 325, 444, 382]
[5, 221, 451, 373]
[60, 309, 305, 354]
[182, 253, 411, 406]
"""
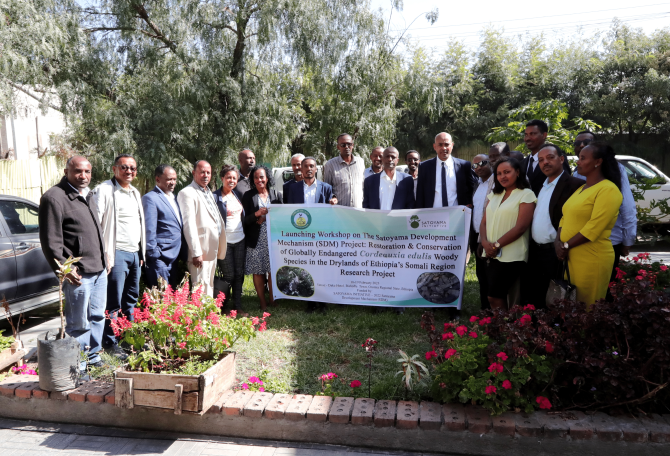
[0, 157, 63, 203]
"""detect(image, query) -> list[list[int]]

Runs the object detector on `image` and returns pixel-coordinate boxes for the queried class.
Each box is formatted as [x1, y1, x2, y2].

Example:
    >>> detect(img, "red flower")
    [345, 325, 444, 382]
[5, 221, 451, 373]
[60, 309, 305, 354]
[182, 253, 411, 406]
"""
[615, 268, 627, 279]
[469, 331, 478, 339]
[524, 304, 535, 311]
[444, 322, 454, 330]
[350, 380, 362, 388]
[636, 276, 644, 281]
[445, 348, 458, 359]
[485, 385, 497, 395]
[442, 332, 454, 340]
[425, 350, 438, 360]
[545, 341, 554, 353]
[488, 362, 504, 374]
[496, 352, 508, 361]
[518, 314, 532, 326]
[502, 380, 512, 390]
[456, 325, 468, 336]
[262, 312, 271, 318]
[661, 265, 668, 271]
[478, 317, 492, 325]
[469, 316, 479, 323]
[536, 396, 552, 410]
[229, 310, 237, 318]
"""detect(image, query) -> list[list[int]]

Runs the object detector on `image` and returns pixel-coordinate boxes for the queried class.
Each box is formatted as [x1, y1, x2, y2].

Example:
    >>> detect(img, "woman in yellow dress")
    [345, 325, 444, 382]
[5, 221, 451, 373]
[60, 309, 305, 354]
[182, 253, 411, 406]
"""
[555, 142, 623, 307]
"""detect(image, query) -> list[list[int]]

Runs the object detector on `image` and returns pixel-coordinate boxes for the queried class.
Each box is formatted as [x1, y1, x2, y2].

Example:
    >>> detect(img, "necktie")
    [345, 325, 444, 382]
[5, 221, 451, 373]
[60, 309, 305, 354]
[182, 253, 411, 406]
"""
[441, 161, 449, 207]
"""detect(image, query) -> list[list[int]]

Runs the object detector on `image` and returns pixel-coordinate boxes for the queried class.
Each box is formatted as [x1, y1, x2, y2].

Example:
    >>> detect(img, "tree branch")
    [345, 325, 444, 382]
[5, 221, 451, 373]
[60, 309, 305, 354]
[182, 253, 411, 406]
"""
[1, 78, 63, 113]
[133, 4, 178, 53]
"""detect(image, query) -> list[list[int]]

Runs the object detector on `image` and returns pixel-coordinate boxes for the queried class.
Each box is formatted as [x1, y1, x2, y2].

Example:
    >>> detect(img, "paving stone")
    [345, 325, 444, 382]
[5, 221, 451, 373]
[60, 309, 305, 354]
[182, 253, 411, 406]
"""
[0, 377, 26, 397]
[536, 412, 569, 438]
[615, 414, 649, 443]
[52, 389, 75, 401]
[639, 414, 670, 443]
[85, 381, 114, 403]
[206, 390, 234, 414]
[418, 401, 441, 431]
[104, 389, 115, 405]
[442, 403, 466, 432]
[32, 386, 50, 399]
[68, 383, 92, 402]
[285, 394, 313, 421]
[14, 381, 39, 399]
[222, 390, 255, 416]
[328, 397, 354, 424]
[515, 412, 543, 437]
[396, 401, 419, 430]
[465, 407, 492, 434]
[264, 393, 292, 419]
[243, 392, 274, 418]
[306, 395, 332, 422]
[567, 411, 594, 439]
[591, 412, 622, 441]
[373, 400, 396, 427]
[351, 398, 375, 425]
[491, 412, 516, 436]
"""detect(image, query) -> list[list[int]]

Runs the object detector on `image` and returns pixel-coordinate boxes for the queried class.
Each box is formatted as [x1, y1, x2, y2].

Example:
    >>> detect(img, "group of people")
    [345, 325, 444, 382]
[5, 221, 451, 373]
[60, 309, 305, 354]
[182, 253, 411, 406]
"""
[36, 123, 634, 372]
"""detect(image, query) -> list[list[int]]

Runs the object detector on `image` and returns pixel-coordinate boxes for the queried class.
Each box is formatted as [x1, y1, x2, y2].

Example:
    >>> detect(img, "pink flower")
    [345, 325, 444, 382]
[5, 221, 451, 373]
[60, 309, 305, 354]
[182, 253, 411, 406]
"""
[425, 350, 438, 360]
[536, 396, 552, 410]
[442, 332, 454, 340]
[350, 380, 362, 388]
[259, 387, 265, 392]
[524, 304, 535, 311]
[258, 322, 267, 332]
[229, 310, 237, 318]
[485, 385, 497, 395]
[636, 275, 644, 281]
[248, 376, 261, 384]
[469, 331, 478, 339]
[177, 342, 186, 349]
[615, 268, 627, 279]
[488, 362, 504, 374]
[661, 265, 668, 271]
[502, 380, 512, 390]
[262, 312, 271, 318]
[478, 317, 492, 325]
[252, 317, 260, 325]
[456, 325, 468, 337]
[445, 348, 458, 359]
[497, 352, 508, 361]
[470, 316, 479, 323]
[241, 383, 249, 390]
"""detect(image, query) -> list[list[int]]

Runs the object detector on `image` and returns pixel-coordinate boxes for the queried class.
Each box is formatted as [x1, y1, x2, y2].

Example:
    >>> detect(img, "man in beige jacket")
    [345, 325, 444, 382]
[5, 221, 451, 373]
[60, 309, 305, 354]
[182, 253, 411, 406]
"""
[177, 160, 227, 296]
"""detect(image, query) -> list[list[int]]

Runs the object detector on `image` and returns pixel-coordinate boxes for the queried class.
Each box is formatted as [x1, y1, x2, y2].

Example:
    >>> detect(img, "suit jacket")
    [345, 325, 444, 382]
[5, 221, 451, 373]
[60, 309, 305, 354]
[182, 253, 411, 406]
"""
[415, 157, 477, 208]
[362, 171, 415, 210]
[283, 178, 296, 204]
[547, 173, 585, 231]
[212, 187, 244, 228]
[285, 180, 333, 204]
[242, 188, 283, 249]
[523, 154, 572, 196]
[177, 181, 227, 262]
[142, 187, 183, 264]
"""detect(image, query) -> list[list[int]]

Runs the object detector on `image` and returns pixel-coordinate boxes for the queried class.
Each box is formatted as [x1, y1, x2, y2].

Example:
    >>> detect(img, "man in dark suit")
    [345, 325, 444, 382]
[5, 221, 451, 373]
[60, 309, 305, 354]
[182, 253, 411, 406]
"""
[415, 132, 476, 209]
[282, 153, 305, 203]
[142, 165, 184, 288]
[363, 147, 415, 210]
[286, 157, 336, 205]
[521, 120, 571, 196]
[521, 144, 584, 308]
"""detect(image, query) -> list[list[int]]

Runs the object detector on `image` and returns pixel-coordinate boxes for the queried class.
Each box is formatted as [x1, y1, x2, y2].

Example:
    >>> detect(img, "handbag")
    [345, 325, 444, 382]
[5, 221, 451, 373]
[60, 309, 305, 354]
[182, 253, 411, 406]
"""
[546, 261, 577, 306]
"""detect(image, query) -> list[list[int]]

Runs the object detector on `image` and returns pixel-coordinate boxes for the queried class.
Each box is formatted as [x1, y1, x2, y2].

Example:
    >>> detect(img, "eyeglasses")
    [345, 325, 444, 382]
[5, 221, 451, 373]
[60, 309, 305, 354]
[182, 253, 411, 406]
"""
[574, 139, 592, 147]
[472, 160, 489, 169]
[117, 165, 137, 172]
[338, 142, 353, 148]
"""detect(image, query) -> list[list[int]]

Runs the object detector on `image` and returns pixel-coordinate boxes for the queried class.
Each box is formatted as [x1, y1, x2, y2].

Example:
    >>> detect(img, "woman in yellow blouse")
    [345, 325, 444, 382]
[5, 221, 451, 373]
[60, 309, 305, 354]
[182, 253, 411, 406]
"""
[555, 142, 623, 307]
[480, 157, 537, 309]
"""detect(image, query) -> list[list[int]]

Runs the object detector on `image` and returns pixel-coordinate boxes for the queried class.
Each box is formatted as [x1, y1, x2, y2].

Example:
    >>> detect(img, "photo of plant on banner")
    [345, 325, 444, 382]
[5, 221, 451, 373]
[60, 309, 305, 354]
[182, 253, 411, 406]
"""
[416, 272, 460, 304]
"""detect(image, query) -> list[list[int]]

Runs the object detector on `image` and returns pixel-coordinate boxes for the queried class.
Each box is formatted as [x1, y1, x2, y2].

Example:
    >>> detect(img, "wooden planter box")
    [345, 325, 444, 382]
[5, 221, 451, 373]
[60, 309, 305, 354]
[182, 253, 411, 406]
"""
[0, 340, 27, 371]
[114, 351, 235, 415]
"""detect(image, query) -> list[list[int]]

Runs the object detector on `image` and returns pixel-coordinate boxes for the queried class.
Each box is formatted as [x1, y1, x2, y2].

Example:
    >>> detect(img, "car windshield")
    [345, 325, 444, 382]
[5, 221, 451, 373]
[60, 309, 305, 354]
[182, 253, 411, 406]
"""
[622, 160, 662, 181]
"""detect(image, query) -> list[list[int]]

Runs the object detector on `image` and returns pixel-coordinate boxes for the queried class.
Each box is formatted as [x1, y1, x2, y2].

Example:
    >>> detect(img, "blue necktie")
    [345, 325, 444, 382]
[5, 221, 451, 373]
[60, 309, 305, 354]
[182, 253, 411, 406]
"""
[441, 162, 449, 207]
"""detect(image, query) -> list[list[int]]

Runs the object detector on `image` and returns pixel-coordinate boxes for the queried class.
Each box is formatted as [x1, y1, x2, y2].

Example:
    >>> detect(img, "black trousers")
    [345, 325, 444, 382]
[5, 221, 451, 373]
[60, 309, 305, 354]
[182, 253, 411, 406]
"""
[521, 241, 559, 309]
[217, 240, 246, 310]
[470, 228, 490, 310]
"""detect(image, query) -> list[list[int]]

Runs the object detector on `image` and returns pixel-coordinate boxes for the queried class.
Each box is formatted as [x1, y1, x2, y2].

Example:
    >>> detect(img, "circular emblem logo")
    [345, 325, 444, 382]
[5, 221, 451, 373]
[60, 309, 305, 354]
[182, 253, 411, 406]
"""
[291, 209, 312, 230]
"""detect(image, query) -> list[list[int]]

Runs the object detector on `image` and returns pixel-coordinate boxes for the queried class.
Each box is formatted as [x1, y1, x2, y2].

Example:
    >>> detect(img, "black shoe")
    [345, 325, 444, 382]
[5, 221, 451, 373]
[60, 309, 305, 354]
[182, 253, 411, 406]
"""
[318, 303, 327, 314]
[105, 345, 128, 361]
[306, 303, 316, 314]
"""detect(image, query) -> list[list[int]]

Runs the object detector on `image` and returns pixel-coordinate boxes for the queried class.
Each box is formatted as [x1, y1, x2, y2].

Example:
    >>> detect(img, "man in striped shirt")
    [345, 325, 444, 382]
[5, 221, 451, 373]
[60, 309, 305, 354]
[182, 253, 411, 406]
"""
[323, 133, 365, 208]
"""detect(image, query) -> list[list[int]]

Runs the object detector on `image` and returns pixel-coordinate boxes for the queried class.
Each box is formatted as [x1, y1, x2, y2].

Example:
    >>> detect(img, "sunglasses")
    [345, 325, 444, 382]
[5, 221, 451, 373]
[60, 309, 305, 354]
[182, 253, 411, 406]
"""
[472, 160, 489, 169]
[574, 139, 592, 147]
[116, 165, 137, 172]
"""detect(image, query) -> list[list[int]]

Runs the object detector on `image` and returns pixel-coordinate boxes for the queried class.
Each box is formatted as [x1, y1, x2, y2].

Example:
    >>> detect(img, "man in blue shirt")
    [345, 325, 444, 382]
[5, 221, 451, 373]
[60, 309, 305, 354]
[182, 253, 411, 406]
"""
[572, 131, 637, 298]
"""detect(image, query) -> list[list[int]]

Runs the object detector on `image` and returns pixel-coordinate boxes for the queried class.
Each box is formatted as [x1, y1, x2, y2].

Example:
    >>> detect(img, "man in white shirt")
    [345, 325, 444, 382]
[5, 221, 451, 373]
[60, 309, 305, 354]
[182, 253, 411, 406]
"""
[362, 147, 414, 210]
[521, 144, 584, 308]
[470, 154, 494, 309]
[364, 146, 384, 178]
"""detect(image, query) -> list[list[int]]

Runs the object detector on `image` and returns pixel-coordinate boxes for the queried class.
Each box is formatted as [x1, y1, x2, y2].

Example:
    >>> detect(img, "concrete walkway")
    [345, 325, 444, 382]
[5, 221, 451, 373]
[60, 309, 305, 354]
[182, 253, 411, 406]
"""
[0, 418, 441, 456]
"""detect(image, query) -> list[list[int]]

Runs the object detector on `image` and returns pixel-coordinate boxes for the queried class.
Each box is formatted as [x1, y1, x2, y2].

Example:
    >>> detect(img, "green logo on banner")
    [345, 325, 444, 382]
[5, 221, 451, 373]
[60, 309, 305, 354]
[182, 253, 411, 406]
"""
[291, 209, 312, 229]
[409, 215, 420, 229]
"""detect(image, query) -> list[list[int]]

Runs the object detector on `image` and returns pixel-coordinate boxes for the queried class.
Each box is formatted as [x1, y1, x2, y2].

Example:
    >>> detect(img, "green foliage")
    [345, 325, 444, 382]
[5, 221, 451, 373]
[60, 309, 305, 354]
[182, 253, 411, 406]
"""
[0, 331, 15, 352]
[396, 350, 429, 393]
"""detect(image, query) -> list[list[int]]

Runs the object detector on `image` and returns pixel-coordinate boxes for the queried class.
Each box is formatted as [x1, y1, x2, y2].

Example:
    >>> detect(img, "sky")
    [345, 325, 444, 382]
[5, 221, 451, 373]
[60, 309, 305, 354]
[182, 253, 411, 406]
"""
[369, 0, 670, 52]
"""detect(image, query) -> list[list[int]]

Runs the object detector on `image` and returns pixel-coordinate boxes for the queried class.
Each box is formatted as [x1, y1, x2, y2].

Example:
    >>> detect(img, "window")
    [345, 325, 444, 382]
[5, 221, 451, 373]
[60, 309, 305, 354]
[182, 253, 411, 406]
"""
[0, 201, 39, 235]
[622, 160, 661, 181]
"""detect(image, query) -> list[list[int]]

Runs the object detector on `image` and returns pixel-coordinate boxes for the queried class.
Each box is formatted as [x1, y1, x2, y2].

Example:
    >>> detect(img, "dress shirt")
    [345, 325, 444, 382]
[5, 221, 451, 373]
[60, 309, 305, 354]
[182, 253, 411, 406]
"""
[303, 179, 318, 204]
[222, 192, 244, 244]
[155, 186, 181, 225]
[115, 183, 142, 253]
[473, 175, 494, 234]
[433, 156, 458, 208]
[573, 163, 637, 246]
[531, 172, 562, 244]
[379, 171, 397, 210]
[196, 182, 222, 236]
[364, 167, 381, 179]
[68, 182, 90, 199]
[323, 155, 365, 208]
[413, 177, 418, 198]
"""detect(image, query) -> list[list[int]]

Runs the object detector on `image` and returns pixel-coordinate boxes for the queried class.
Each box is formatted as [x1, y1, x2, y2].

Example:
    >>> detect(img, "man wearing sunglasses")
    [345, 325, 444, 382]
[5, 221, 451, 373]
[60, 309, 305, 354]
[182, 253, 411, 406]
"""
[90, 154, 146, 360]
[572, 131, 637, 300]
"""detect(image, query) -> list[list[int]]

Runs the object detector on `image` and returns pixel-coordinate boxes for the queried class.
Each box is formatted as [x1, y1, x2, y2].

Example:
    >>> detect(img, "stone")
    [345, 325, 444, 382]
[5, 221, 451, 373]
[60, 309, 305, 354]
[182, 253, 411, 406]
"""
[396, 401, 419, 429]
[615, 414, 649, 443]
[243, 392, 274, 418]
[465, 407, 492, 434]
[640, 414, 670, 443]
[86, 381, 115, 404]
[223, 390, 255, 416]
[442, 403, 466, 432]
[69, 383, 92, 402]
[32, 386, 50, 399]
[536, 412, 569, 438]
[14, 381, 39, 399]
[104, 389, 115, 405]
[567, 411, 594, 439]
[328, 397, 354, 424]
[52, 389, 75, 401]
[285, 394, 313, 421]
[419, 401, 442, 431]
[306, 395, 332, 422]
[515, 412, 543, 437]
[264, 393, 291, 419]
[591, 412, 622, 441]
[351, 398, 374, 425]
[373, 400, 396, 427]
[492, 412, 516, 436]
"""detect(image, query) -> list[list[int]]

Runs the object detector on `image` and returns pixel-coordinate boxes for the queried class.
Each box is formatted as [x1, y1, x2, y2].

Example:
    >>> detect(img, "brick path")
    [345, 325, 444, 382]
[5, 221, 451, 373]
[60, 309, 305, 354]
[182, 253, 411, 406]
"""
[0, 418, 440, 456]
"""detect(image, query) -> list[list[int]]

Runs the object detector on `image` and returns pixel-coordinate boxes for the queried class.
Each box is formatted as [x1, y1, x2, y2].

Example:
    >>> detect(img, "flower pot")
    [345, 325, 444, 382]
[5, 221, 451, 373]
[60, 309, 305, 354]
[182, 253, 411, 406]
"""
[0, 339, 26, 371]
[37, 330, 80, 391]
[114, 351, 235, 415]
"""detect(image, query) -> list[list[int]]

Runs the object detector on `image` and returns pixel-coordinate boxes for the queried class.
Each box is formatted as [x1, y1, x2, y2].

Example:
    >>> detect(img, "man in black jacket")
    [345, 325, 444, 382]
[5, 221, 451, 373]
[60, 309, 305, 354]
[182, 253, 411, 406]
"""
[38, 156, 107, 373]
[521, 144, 584, 308]
[521, 120, 571, 196]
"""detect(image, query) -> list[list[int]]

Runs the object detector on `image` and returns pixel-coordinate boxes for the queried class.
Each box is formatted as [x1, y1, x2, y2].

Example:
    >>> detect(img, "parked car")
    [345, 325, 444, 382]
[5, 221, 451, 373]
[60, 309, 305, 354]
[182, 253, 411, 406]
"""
[0, 195, 58, 319]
